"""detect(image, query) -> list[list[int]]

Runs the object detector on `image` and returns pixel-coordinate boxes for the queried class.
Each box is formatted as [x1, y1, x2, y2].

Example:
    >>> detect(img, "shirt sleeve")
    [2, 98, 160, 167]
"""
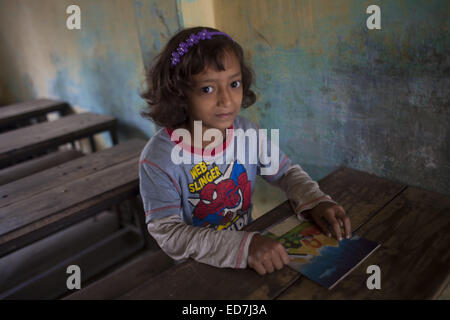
[140, 158, 258, 269]
[139, 159, 182, 224]
[270, 164, 337, 214]
[254, 128, 336, 215]
[147, 214, 258, 269]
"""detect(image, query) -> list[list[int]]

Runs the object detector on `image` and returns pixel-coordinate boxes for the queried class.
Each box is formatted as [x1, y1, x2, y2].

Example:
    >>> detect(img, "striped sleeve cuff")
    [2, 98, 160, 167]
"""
[290, 195, 337, 216]
[234, 231, 258, 269]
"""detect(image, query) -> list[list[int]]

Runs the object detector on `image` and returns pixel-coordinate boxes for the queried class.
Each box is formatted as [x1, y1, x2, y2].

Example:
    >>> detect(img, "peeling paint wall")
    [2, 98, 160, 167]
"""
[0, 0, 181, 142]
[213, 0, 450, 196]
[0, 0, 448, 197]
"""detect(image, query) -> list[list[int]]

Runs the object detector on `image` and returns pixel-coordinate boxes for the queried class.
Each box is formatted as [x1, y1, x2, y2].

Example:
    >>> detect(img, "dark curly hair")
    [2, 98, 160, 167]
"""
[140, 26, 257, 129]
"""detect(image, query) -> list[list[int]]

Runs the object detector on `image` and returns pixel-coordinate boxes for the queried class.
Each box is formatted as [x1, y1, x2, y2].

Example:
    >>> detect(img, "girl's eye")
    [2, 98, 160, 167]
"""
[201, 86, 214, 94]
[200, 81, 241, 94]
[231, 80, 241, 88]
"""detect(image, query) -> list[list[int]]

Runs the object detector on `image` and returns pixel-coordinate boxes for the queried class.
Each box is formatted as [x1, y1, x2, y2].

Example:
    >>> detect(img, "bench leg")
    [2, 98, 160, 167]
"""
[130, 195, 156, 249]
[113, 204, 125, 229]
[89, 136, 97, 153]
[109, 128, 118, 146]
[113, 199, 135, 228]
[37, 115, 48, 123]
[110, 197, 152, 249]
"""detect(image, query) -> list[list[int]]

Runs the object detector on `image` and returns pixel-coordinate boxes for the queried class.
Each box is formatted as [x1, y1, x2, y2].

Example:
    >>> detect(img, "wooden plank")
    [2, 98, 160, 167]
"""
[1, 227, 144, 299]
[309, 167, 407, 231]
[64, 250, 175, 300]
[244, 201, 293, 233]
[0, 180, 140, 257]
[120, 258, 300, 300]
[0, 112, 116, 167]
[0, 150, 84, 186]
[0, 156, 140, 242]
[119, 199, 300, 300]
[247, 167, 406, 234]
[0, 139, 146, 208]
[0, 98, 71, 127]
[278, 186, 450, 299]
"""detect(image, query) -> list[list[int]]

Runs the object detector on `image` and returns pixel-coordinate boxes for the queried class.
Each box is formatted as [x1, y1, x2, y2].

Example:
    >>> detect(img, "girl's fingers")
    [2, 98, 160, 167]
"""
[327, 215, 343, 241]
[337, 211, 352, 238]
[261, 257, 274, 274]
[272, 245, 291, 271]
[251, 259, 266, 276]
[278, 245, 291, 265]
[313, 216, 331, 237]
[272, 251, 284, 270]
[248, 254, 266, 275]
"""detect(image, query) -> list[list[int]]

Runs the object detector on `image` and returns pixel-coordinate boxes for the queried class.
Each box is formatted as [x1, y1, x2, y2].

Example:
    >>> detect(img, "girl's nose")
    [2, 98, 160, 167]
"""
[218, 87, 232, 107]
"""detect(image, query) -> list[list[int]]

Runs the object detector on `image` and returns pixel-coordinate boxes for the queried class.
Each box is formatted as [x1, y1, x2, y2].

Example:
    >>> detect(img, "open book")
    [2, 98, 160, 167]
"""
[263, 213, 380, 290]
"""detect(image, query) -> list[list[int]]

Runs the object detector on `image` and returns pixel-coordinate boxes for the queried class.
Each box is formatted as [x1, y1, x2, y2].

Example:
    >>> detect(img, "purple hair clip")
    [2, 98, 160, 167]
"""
[170, 29, 234, 67]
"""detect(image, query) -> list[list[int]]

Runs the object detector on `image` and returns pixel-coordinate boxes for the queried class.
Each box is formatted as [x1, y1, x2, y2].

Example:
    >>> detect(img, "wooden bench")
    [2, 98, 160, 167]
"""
[64, 250, 175, 300]
[0, 149, 84, 186]
[0, 98, 72, 131]
[0, 112, 118, 168]
[0, 139, 151, 299]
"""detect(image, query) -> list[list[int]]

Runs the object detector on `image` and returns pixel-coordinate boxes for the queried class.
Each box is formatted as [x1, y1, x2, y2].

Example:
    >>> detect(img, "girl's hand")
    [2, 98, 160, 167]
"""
[247, 234, 290, 275]
[304, 202, 351, 241]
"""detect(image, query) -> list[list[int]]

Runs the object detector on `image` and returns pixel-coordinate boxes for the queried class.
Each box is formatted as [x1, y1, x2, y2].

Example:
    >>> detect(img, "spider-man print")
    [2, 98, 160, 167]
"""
[190, 161, 251, 229]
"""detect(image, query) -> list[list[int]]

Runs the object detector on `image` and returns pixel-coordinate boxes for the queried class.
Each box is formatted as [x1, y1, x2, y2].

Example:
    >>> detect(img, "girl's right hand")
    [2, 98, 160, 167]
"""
[247, 234, 290, 275]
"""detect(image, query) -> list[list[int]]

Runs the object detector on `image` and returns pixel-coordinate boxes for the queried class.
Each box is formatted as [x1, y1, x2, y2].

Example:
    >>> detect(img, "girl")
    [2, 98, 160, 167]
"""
[139, 26, 351, 275]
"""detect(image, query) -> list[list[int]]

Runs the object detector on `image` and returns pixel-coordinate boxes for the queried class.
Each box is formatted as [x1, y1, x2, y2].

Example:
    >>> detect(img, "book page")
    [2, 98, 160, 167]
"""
[267, 215, 301, 237]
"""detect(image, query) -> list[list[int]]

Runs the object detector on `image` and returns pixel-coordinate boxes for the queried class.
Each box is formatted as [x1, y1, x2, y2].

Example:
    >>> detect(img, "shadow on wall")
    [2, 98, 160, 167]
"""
[116, 121, 151, 143]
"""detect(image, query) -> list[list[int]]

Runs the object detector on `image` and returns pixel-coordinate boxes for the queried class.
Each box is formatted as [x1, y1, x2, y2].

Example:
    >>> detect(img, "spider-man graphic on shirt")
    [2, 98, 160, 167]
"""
[189, 161, 251, 230]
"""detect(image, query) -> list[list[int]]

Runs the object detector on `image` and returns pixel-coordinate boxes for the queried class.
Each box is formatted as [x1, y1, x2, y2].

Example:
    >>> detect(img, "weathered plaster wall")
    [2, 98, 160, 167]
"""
[0, 0, 448, 200]
[213, 0, 449, 196]
[0, 0, 181, 143]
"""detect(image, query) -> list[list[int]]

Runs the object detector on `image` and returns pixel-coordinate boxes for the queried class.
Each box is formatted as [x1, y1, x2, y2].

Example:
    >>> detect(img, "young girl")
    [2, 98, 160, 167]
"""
[139, 26, 351, 275]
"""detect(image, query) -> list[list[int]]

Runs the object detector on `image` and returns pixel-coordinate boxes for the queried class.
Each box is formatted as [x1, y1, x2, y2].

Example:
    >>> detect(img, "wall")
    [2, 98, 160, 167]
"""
[0, 0, 181, 143]
[212, 0, 450, 197]
[0, 1, 448, 211]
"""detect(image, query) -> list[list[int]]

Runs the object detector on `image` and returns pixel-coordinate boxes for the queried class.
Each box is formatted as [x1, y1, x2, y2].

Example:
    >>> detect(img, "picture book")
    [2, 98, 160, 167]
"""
[263, 213, 380, 290]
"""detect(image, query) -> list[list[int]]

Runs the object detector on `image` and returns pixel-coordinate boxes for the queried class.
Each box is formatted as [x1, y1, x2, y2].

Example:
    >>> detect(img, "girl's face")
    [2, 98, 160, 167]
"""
[186, 51, 243, 140]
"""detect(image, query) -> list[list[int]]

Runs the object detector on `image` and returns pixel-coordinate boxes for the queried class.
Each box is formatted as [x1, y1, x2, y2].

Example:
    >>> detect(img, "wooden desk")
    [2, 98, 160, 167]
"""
[0, 139, 149, 299]
[0, 98, 71, 129]
[0, 149, 84, 186]
[0, 112, 118, 168]
[119, 167, 449, 300]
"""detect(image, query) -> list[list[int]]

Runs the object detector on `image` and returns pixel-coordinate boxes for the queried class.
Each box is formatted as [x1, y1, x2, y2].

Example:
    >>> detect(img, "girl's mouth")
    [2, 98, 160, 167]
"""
[215, 112, 233, 119]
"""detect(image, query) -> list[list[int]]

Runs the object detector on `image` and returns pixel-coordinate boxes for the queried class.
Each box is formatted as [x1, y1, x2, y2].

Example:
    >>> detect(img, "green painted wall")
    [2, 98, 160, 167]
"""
[0, 0, 448, 203]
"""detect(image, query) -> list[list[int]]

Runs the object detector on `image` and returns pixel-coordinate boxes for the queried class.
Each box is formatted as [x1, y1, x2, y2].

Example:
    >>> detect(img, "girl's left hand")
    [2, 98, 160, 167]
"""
[304, 201, 351, 241]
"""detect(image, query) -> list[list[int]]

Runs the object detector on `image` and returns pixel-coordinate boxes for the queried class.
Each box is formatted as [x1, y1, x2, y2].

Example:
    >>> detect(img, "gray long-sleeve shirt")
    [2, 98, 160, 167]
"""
[139, 115, 335, 269]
